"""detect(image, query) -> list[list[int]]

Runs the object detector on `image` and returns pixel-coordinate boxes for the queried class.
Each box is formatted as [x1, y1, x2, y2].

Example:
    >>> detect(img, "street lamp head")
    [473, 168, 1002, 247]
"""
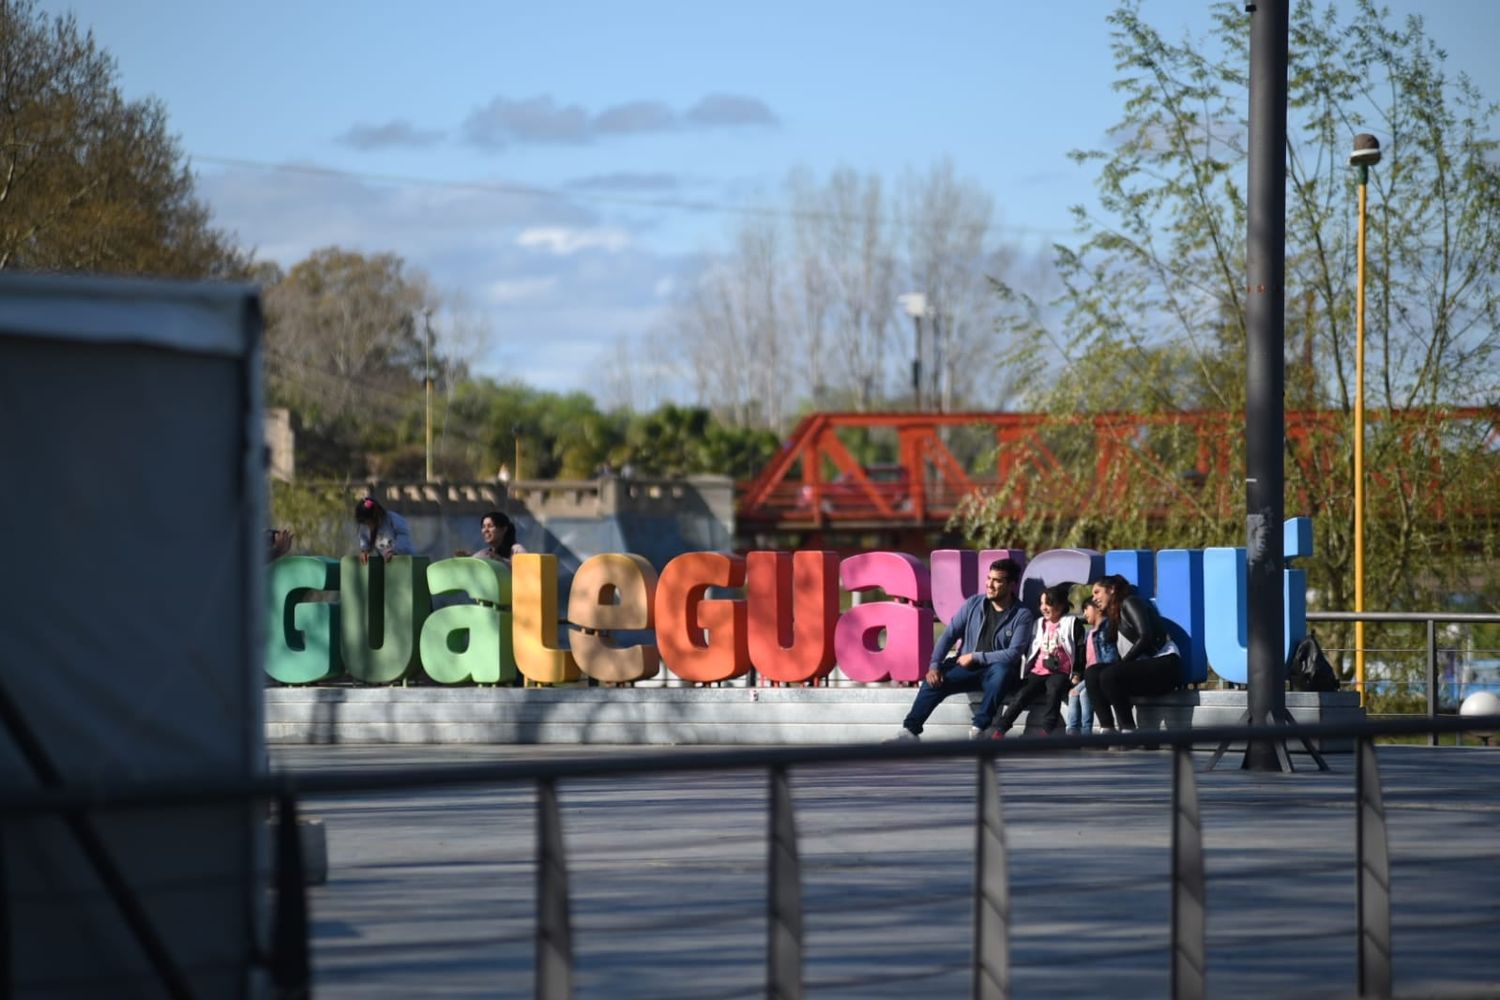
[1349, 133, 1382, 168]
[898, 292, 927, 319]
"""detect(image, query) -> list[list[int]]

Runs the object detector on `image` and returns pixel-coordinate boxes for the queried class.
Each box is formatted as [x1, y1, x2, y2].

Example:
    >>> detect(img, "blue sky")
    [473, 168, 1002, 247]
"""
[38, 0, 1500, 399]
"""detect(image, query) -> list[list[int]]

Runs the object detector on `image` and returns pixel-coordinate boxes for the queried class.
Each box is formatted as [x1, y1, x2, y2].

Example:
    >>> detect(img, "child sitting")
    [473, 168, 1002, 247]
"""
[991, 584, 1086, 737]
[1067, 594, 1119, 735]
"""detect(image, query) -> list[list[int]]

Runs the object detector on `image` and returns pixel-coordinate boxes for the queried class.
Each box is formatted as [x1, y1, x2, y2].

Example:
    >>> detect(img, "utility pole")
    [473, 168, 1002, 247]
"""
[1243, 0, 1290, 771]
[423, 309, 434, 483]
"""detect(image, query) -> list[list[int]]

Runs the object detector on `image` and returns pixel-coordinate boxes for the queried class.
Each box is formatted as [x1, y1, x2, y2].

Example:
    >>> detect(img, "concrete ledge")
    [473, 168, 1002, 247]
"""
[265, 686, 1361, 749]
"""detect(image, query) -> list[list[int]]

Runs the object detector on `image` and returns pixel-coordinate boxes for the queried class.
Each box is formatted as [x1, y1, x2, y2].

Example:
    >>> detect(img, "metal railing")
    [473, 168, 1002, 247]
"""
[5, 714, 1500, 999]
[1308, 610, 1500, 745]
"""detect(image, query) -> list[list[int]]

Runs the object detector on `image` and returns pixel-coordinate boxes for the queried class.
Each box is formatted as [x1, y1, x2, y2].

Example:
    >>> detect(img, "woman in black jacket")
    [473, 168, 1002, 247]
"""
[1083, 574, 1182, 737]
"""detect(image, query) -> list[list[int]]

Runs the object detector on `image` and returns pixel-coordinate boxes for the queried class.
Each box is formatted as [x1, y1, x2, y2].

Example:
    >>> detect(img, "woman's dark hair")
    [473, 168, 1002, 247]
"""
[482, 510, 516, 551]
[1097, 574, 1133, 623]
[354, 496, 384, 524]
[1040, 583, 1072, 614]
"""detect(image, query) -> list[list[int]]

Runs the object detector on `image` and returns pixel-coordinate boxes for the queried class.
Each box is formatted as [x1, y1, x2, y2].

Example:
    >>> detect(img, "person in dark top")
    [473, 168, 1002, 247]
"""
[891, 558, 1035, 741]
[1084, 573, 1182, 740]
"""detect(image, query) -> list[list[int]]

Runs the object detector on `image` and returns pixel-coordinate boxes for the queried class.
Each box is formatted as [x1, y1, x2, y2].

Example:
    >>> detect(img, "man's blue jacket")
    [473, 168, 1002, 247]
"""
[929, 593, 1035, 675]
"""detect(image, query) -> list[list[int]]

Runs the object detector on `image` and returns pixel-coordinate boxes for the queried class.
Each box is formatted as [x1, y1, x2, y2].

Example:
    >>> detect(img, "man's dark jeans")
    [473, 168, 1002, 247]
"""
[901, 657, 1018, 735]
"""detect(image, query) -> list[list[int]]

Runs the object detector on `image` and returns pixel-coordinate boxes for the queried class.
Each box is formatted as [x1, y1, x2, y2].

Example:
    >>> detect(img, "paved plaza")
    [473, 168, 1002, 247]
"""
[271, 744, 1500, 999]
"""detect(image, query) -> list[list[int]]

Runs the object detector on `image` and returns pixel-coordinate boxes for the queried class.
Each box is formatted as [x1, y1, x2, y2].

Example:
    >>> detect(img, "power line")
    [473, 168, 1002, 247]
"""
[190, 154, 1075, 242]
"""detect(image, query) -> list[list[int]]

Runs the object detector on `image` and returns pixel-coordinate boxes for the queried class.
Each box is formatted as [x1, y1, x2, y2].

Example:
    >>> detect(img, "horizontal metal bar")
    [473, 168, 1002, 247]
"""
[1308, 611, 1500, 624]
[5, 715, 1500, 818]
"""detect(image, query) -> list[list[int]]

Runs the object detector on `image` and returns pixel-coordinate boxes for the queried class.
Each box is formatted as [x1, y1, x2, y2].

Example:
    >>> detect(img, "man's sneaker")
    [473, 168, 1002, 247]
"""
[989, 729, 1007, 740]
[887, 728, 920, 743]
[968, 725, 985, 740]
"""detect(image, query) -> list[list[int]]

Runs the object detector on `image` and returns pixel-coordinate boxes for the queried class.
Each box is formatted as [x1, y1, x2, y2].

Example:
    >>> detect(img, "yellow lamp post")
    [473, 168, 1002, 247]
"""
[1350, 133, 1381, 704]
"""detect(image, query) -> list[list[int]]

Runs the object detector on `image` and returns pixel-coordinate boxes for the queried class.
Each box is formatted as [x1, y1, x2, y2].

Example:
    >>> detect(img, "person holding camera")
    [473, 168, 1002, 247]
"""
[1084, 573, 1182, 740]
[990, 583, 1086, 738]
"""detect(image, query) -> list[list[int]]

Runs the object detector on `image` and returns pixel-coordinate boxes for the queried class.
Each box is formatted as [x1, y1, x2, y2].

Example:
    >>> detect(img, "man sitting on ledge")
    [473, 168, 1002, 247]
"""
[891, 558, 1034, 741]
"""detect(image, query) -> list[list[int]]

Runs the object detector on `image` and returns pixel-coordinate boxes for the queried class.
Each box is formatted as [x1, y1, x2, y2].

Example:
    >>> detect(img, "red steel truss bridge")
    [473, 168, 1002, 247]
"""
[734, 408, 1499, 549]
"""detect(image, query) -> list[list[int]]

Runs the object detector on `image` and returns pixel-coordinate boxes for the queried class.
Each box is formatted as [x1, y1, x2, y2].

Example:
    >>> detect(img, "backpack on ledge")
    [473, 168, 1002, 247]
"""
[1288, 632, 1340, 693]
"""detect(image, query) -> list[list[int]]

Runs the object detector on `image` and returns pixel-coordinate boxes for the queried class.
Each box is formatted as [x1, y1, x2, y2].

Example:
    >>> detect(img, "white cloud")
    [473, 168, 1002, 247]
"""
[337, 119, 444, 150]
[193, 163, 689, 395]
[516, 226, 631, 256]
[461, 92, 778, 149]
[485, 276, 558, 304]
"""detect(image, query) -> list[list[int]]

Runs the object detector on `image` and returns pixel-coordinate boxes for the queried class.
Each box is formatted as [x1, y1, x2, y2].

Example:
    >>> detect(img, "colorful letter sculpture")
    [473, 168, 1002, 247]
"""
[1201, 517, 1312, 685]
[266, 556, 341, 684]
[568, 553, 661, 683]
[419, 557, 514, 684]
[339, 556, 430, 684]
[746, 551, 838, 683]
[930, 548, 1025, 621]
[834, 552, 933, 682]
[270, 519, 1320, 689]
[655, 552, 750, 683]
[511, 553, 580, 685]
[1019, 548, 1105, 606]
[1155, 549, 1207, 684]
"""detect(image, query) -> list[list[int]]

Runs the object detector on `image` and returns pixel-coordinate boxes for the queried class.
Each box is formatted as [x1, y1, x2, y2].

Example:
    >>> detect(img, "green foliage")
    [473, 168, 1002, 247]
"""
[973, 0, 1500, 641]
[262, 248, 466, 478]
[0, 0, 242, 276]
[433, 382, 776, 482]
[270, 479, 352, 557]
[619, 404, 777, 478]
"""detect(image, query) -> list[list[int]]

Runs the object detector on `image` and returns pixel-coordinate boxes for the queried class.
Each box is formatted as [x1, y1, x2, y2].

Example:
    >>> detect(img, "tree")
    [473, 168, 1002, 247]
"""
[617, 405, 778, 479]
[789, 167, 898, 410]
[966, 0, 1500, 681]
[264, 247, 455, 477]
[678, 214, 796, 430]
[668, 163, 1009, 430]
[0, 0, 242, 276]
[901, 159, 1008, 412]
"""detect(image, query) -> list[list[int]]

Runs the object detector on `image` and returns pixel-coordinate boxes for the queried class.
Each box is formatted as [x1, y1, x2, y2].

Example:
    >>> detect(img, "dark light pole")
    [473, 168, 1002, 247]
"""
[1243, 0, 1291, 771]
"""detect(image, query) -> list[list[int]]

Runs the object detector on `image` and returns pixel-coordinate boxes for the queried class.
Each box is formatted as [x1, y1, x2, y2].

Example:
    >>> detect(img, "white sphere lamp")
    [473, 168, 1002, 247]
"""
[1459, 691, 1500, 746]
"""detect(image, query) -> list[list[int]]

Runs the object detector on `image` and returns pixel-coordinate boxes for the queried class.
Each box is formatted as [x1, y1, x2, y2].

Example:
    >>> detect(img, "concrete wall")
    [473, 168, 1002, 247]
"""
[328, 475, 735, 571]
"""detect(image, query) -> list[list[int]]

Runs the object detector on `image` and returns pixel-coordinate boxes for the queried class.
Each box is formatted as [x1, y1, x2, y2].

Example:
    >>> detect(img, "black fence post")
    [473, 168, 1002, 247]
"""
[271, 793, 311, 999]
[1356, 739, 1393, 996]
[973, 758, 1010, 1000]
[1171, 747, 1206, 1000]
[768, 765, 803, 1000]
[536, 778, 572, 1000]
